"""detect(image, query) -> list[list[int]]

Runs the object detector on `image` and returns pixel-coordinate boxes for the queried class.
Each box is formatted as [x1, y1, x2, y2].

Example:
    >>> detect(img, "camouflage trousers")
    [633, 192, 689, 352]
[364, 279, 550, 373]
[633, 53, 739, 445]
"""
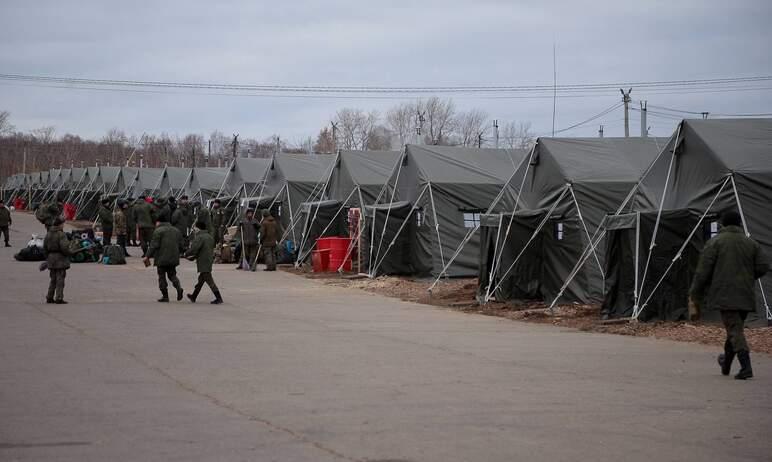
[263, 245, 276, 271]
[47, 269, 66, 302]
[721, 310, 749, 353]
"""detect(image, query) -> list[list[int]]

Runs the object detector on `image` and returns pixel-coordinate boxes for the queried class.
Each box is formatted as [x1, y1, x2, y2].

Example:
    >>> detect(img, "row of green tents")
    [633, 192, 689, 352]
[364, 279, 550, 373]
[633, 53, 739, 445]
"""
[3, 118, 770, 324]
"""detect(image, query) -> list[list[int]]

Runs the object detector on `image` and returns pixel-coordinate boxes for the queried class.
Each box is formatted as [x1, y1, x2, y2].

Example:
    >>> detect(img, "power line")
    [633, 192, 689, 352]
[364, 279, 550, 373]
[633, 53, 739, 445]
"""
[541, 101, 624, 136]
[1, 72, 772, 95]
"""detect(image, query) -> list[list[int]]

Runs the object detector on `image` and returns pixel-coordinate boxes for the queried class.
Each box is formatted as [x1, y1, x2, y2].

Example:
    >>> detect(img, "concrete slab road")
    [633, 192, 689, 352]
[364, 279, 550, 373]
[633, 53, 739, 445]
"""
[1, 212, 770, 461]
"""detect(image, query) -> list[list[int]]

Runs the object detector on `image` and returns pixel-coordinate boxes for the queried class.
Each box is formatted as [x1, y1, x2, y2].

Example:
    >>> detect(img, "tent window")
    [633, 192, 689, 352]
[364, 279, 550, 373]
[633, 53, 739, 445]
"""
[463, 212, 481, 228]
[709, 221, 719, 239]
[555, 222, 564, 241]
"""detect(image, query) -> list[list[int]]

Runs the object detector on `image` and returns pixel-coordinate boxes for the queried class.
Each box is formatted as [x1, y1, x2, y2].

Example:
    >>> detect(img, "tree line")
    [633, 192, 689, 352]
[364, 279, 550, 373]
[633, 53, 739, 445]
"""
[0, 98, 535, 182]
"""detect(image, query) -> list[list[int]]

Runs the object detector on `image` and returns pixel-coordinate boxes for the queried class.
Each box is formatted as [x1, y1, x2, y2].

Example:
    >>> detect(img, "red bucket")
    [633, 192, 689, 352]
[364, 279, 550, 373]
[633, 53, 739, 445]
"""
[311, 249, 330, 272]
[320, 237, 352, 272]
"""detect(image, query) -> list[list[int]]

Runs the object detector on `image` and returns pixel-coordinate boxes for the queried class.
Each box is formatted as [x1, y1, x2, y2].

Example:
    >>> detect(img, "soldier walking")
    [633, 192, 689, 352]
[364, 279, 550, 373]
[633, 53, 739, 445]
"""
[144, 216, 184, 303]
[97, 198, 114, 246]
[125, 198, 137, 246]
[44, 217, 75, 304]
[171, 195, 193, 249]
[186, 221, 223, 304]
[690, 210, 769, 380]
[0, 199, 12, 247]
[260, 209, 280, 271]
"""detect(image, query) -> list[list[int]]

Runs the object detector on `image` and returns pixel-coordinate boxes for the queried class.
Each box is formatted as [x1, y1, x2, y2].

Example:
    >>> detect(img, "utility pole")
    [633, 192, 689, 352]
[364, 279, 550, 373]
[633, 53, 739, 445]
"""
[621, 88, 632, 137]
[477, 132, 483, 148]
[331, 122, 338, 153]
[231, 134, 239, 159]
[275, 136, 281, 155]
[191, 146, 196, 168]
[493, 120, 499, 148]
[701, 112, 710, 119]
[640, 101, 648, 137]
[207, 139, 211, 167]
[415, 110, 426, 145]
[598, 125, 604, 138]
[140, 152, 144, 169]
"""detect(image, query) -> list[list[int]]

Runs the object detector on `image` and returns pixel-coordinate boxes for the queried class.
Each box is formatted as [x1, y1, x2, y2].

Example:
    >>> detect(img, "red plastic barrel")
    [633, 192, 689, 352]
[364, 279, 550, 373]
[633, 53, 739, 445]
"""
[319, 237, 352, 272]
[63, 203, 77, 220]
[312, 249, 330, 272]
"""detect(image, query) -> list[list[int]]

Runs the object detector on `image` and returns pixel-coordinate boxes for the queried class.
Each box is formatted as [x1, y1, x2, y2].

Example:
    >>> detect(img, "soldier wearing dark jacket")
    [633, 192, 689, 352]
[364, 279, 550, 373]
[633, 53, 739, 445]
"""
[133, 197, 156, 256]
[0, 199, 11, 247]
[44, 217, 75, 304]
[125, 198, 137, 246]
[144, 221, 184, 303]
[171, 196, 193, 248]
[690, 210, 769, 380]
[196, 202, 214, 243]
[97, 198, 114, 246]
[186, 221, 223, 304]
[155, 197, 172, 224]
[239, 209, 260, 271]
[211, 199, 225, 246]
[36, 201, 62, 230]
[260, 209, 281, 271]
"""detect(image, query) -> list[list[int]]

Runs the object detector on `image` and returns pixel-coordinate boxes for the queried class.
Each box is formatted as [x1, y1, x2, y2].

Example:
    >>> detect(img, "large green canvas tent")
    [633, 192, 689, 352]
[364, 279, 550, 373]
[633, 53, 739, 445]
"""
[367, 145, 528, 278]
[478, 137, 668, 305]
[602, 119, 772, 324]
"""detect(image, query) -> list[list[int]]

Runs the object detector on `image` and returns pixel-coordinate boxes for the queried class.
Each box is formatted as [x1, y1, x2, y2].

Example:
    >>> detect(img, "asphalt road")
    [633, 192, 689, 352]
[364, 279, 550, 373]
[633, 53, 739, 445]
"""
[1, 212, 770, 462]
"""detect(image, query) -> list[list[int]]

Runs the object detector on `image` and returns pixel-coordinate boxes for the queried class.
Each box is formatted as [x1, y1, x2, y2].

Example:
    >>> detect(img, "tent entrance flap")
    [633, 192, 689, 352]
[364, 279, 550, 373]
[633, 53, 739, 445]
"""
[297, 200, 344, 261]
[602, 210, 709, 321]
[364, 201, 428, 276]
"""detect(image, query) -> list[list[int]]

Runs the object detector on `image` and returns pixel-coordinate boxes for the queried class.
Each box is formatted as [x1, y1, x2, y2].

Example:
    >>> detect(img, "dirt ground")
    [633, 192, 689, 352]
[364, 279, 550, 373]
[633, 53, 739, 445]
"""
[284, 266, 772, 355]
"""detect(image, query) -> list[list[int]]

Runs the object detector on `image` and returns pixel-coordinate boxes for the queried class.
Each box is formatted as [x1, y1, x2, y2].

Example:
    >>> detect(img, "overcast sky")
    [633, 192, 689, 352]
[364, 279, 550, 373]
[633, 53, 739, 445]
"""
[1, 0, 771, 143]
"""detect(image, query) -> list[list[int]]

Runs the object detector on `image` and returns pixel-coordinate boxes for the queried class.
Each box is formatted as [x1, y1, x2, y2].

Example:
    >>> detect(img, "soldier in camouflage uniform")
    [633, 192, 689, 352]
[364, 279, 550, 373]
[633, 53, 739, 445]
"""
[690, 210, 769, 380]
[185, 221, 223, 304]
[133, 196, 156, 257]
[44, 217, 75, 304]
[0, 199, 11, 247]
[211, 199, 225, 247]
[144, 217, 184, 303]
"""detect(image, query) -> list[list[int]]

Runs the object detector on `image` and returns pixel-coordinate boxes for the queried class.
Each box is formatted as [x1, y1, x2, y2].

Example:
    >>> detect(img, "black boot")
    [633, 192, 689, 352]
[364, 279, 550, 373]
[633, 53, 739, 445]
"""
[158, 289, 169, 303]
[187, 285, 202, 303]
[718, 340, 736, 376]
[211, 290, 223, 305]
[176, 286, 184, 301]
[735, 351, 753, 380]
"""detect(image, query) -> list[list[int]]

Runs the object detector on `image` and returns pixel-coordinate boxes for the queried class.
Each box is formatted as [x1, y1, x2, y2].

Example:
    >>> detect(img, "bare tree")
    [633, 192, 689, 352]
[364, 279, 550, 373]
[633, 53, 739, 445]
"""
[386, 102, 417, 147]
[334, 108, 381, 151]
[0, 111, 14, 135]
[417, 97, 456, 145]
[501, 121, 536, 150]
[455, 109, 489, 147]
[314, 127, 335, 153]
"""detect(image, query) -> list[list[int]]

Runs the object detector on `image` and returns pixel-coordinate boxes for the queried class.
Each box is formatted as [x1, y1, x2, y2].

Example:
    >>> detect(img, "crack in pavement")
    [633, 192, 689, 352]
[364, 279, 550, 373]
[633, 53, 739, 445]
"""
[26, 302, 362, 462]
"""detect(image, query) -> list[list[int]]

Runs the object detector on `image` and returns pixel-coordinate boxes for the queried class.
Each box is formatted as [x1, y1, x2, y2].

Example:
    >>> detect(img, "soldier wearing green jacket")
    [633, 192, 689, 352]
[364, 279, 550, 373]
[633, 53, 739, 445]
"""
[144, 220, 184, 303]
[211, 199, 225, 246]
[0, 199, 11, 247]
[185, 221, 223, 305]
[171, 195, 193, 248]
[196, 202, 213, 241]
[133, 197, 156, 257]
[44, 217, 75, 304]
[125, 198, 137, 246]
[97, 198, 114, 246]
[690, 210, 769, 380]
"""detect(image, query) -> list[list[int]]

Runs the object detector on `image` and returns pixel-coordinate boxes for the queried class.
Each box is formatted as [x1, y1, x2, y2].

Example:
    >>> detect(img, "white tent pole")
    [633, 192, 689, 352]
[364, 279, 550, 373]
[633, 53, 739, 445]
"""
[484, 145, 537, 302]
[294, 154, 339, 264]
[426, 182, 448, 278]
[215, 160, 235, 200]
[635, 175, 731, 319]
[730, 175, 771, 320]
[371, 152, 405, 274]
[568, 184, 605, 280]
[633, 211, 641, 314]
[636, 124, 682, 307]
[486, 184, 570, 303]
[253, 182, 289, 269]
[370, 184, 429, 277]
[428, 224, 481, 293]
[177, 169, 194, 200]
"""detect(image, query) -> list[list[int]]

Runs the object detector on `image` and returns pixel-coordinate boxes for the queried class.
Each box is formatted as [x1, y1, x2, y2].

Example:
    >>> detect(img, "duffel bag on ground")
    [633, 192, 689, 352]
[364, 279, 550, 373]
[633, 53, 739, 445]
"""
[102, 244, 126, 265]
